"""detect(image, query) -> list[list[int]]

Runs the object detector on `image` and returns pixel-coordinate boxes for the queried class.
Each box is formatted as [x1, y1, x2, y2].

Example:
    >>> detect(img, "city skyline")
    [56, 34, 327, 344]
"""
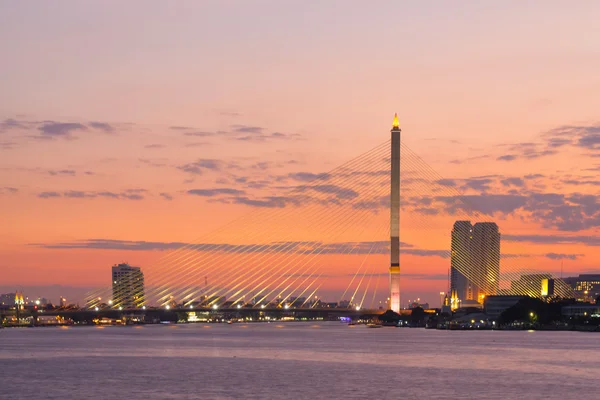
[2, 2, 600, 307]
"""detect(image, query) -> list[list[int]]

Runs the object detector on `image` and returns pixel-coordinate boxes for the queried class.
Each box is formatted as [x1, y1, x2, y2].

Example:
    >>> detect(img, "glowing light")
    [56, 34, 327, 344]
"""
[212, 304, 218, 310]
[166, 305, 170, 310]
[261, 305, 266, 309]
[392, 113, 399, 129]
[284, 304, 289, 309]
[94, 307, 99, 311]
[237, 304, 242, 309]
[142, 306, 146, 310]
[189, 305, 194, 309]
[529, 312, 534, 317]
[35, 300, 40, 305]
[118, 306, 122, 310]
[108, 300, 113, 305]
[355, 306, 360, 311]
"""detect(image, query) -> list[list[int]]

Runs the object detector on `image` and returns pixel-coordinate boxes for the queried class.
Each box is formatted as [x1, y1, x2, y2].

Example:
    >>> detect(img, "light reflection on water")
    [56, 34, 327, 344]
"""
[2, 322, 598, 399]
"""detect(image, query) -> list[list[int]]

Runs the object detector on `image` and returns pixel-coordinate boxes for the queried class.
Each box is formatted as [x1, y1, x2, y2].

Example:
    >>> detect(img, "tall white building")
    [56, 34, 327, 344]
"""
[112, 263, 145, 308]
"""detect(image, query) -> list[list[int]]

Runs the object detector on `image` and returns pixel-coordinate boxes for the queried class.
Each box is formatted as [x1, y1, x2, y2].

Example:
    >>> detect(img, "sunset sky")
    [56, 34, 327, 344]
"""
[1, 1, 599, 306]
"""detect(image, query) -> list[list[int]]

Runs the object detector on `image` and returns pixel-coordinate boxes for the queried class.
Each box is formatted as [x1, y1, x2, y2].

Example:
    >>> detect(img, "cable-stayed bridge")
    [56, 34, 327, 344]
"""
[84, 117, 573, 315]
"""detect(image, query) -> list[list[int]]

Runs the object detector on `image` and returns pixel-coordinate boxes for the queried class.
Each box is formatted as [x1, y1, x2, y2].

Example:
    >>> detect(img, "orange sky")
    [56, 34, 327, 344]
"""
[1, 2, 599, 306]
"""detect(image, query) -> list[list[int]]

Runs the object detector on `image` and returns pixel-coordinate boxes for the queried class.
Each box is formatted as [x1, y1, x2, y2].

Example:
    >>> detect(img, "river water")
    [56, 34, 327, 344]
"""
[1, 322, 598, 399]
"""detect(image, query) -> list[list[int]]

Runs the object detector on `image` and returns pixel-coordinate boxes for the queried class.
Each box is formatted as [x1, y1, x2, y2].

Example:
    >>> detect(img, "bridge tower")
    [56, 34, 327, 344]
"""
[390, 114, 401, 312]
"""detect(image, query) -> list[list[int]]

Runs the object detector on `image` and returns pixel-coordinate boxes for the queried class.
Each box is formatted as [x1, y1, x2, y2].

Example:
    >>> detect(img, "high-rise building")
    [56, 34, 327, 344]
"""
[450, 221, 473, 306]
[450, 221, 500, 307]
[472, 222, 500, 298]
[112, 263, 145, 308]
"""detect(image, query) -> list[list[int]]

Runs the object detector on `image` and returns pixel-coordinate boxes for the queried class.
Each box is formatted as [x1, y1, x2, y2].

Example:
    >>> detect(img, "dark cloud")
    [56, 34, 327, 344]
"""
[0, 187, 18, 195]
[428, 194, 528, 215]
[300, 184, 359, 200]
[30, 238, 444, 258]
[64, 190, 93, 198]
[497, 154, 518, 161]
[188, 188, 246, 197]
[449, 155, 490, 165]
[183, 131, 217, 137]
[503, 234, 600, 247]
[38, 122, 87, 137]
[525, 174, 545, 179]
[0, 118, 27, 131]
[462, 178, 494, 192]
[231, 195, 302, 208]
[88, 122, 114, 132]
[177, 159, 226, 174]
[545, 253, 584, 260]
[436, 179, 457, 187]
[38, 190, 146, 200]
[541, 123, 600, 156]
[231, 125, 263, 134]
[48, 169, 76, 176]
[159, 192, 173, 201]
[562, 179, 600, 186]
[352, 195, 389, 211]
[38, 191, 61, 198]
[287, 172, 331, 182]
[501, 177, 525, 187]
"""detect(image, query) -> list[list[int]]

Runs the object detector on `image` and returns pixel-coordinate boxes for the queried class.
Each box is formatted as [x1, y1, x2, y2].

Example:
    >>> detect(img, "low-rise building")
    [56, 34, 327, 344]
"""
[484, 295, 528, 319]
[561, 304, 600, 317]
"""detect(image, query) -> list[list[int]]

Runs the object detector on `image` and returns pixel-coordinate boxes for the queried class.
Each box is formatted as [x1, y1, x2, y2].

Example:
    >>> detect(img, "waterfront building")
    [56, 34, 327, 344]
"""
[0, 292, 15, 306]
[510, 274, 573, 299]
[484, 295, 528, 320]
[450, 221, 500, 307]
[561, 304, 600, 317]
[563, 274, 600, 302]
[111, 263, 145, 309]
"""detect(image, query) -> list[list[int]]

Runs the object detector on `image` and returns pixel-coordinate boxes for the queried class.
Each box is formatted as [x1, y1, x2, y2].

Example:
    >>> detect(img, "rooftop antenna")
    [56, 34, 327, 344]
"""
[561, 261, 563, 279]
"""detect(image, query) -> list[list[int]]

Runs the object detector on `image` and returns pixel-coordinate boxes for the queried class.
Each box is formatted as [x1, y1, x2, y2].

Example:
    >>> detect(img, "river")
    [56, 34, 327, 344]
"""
[2, 322, 598, 399]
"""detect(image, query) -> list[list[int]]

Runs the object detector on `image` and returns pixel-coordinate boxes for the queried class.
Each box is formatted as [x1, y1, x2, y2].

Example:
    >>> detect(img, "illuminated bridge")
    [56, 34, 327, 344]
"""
[75, 115, 571, 319]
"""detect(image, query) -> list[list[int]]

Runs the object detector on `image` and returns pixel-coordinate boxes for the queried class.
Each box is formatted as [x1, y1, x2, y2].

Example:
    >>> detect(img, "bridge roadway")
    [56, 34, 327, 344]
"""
[4, 307, 387, 323]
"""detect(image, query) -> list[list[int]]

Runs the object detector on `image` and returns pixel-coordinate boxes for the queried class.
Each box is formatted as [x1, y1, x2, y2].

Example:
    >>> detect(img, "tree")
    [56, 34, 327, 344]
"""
[411, 306, 426, 324]
[378, 309, 401, 323]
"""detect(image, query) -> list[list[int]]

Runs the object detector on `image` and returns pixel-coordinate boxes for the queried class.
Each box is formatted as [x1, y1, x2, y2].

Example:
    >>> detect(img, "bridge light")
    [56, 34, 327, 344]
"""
[94, 307, 99, 311]
[118, 306, 122, 311]
[355, 306, 360, 311]
[212, 304, 218, 310]
[237, 304, 242, 309]
[261, 305, 266, 309]
[189, 305, 194, 309]
[166, 305, 170, 310]
[108, 300, 113, 305]
[284, 304, 289, 309]
[142, 306, 146, 310]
